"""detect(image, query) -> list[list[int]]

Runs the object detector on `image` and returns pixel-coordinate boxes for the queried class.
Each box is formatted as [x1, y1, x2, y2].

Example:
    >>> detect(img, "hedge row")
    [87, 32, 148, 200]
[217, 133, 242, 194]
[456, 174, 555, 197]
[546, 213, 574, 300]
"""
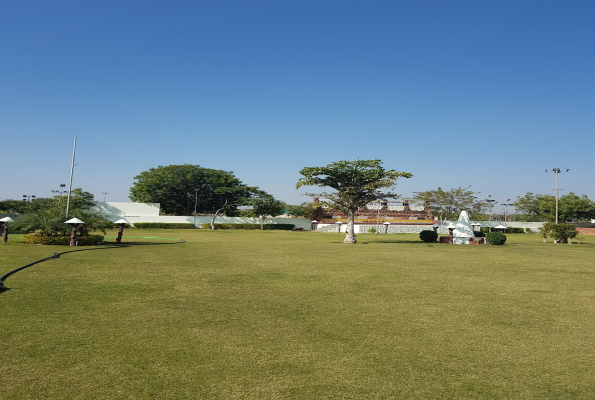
[132, 223, 196, 229]
[480, 227, 526, 234]
[22, 234, 105, 246]
[201, 223, 295, 230]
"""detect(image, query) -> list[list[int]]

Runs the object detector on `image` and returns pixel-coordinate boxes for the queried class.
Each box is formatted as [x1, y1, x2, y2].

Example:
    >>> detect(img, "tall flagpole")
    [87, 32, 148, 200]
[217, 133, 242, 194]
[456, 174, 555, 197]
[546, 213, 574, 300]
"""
[65, 136, 77, 218]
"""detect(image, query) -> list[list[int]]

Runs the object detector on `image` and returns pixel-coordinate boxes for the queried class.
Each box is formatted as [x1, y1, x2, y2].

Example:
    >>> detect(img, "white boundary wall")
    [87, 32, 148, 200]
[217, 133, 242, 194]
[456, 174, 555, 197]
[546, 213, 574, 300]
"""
[91, 202, 311, 230]
[91, 202, 543, 233]
[317, 221, 544, 234]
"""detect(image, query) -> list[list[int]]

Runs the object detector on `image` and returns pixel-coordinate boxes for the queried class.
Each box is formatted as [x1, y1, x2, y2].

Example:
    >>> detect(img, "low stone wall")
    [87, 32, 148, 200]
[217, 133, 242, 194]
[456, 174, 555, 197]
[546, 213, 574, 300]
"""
[577, 228, 595, 235]
[315, 221, 545, 234]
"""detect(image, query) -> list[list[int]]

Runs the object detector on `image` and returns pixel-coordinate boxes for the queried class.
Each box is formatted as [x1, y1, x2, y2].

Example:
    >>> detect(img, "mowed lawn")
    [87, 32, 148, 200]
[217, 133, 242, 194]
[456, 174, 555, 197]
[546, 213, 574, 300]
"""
[1, 230, 595, 399]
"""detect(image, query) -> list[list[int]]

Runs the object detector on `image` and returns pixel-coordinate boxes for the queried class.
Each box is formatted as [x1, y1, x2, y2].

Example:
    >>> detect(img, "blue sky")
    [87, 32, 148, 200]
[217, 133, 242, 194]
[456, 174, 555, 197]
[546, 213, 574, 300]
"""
[2, 0, 594, 211]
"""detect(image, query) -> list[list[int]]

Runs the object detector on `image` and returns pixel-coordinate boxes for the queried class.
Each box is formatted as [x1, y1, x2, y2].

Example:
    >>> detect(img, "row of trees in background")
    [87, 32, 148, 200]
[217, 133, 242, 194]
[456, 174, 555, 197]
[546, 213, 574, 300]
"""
[0, 189, 111, 237]
[412, 187, 595, 223]
[514, 192, 595, 222]
[4, 163, 593, 237]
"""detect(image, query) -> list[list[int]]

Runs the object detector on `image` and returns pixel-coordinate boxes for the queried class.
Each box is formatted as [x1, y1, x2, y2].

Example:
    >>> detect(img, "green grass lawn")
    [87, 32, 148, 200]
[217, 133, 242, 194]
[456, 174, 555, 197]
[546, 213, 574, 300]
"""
[1, 230, 594, 399]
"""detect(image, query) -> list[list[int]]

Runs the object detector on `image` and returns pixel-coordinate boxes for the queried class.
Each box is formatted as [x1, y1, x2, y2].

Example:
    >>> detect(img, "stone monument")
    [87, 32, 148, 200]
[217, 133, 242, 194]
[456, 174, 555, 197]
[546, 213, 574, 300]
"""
[452, 210, 475, 244]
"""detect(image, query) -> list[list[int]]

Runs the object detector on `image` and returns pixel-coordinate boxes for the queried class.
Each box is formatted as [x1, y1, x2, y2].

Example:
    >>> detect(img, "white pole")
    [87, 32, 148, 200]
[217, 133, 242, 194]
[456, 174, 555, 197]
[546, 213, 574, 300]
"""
[65, 136, 77, 218]
[555, 170, 559, 224]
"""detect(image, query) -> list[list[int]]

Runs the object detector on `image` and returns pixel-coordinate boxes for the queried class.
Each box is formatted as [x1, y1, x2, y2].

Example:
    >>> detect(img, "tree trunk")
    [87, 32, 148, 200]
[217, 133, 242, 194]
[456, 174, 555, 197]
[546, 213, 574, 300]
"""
[343, 211, 356, 244]
[260, 217, 265, 230]
[210, 212, 219, 230]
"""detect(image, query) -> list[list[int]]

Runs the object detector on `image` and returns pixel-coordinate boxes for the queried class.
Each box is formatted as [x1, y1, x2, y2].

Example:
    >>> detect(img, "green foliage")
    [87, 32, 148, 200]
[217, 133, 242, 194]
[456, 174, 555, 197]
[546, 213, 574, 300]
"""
[0, 198, 54, 214]
[201, 223, 295, 230]
[129, 164, 256, 216]
[132, 223, 196, 229]
[296, 159, 412, 244]
[474, 231, 486, 237]
[22, 234, 104, 246]
[412, 186, 485, 222]
[515, 192, 595, 222]
[11, 189, 110, 236]
[486, 231, 507, 245]
[0, 199, 30, 213]
[419, 230, 438, 242]
[542, 223, 578, 243]
[245, 191, 285, 230]
[367, 227, 377, 234]
[283, 202, 320, 220]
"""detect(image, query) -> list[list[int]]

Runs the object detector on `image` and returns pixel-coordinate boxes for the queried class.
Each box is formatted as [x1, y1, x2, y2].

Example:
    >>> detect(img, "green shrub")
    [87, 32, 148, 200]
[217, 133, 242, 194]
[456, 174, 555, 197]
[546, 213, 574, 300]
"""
[525, 227, 532, 233]
[201, 223, 295, 230]
[367, 227, 377, 234]
[542, 223, 577, 243]
[23, 234, 104, 246]
[132, 223, 195, 229]
[419, 230, 438, 242]
[474, 231, 485, 237]
[486, 232, 507, 245]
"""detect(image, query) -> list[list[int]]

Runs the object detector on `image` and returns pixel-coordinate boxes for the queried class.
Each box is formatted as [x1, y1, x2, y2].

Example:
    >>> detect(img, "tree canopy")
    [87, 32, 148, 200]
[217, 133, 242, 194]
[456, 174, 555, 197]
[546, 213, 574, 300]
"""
[245, 191, 285, 230]
[296, 159, 412, 244]
[514, 192, 595, 222]
[129, 165, 256, 216]
[412, 186, 485, 223]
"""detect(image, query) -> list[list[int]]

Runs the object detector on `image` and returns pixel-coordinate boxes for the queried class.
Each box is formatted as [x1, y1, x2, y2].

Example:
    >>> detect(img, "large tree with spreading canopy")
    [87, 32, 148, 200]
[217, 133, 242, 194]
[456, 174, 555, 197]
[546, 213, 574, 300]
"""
[129, 165, 256, 218]
[296, 159, 412, 244]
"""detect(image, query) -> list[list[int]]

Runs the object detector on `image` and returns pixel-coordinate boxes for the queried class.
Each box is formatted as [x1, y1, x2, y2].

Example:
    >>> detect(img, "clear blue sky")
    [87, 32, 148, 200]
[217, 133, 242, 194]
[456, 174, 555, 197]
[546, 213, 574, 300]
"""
[2, 0, 594, 211]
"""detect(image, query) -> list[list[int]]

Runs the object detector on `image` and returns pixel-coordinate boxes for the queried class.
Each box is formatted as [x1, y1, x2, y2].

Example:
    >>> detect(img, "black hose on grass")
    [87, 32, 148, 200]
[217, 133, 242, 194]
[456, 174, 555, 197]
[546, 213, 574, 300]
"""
[0, 239, 185, 292]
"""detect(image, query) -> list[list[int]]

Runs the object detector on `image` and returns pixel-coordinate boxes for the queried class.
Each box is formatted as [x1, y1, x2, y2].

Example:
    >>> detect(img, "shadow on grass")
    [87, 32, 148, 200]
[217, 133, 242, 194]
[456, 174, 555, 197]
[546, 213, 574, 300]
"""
[0, 239, 186, 293]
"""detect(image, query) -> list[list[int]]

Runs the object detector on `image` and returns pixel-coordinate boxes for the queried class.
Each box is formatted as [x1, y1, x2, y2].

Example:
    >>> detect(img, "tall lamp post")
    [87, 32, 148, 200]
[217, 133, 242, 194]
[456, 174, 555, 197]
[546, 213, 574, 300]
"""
[0, 217, 14, 243]
[102, 192, 110, 202]
[51, 184, 67, 207]
[546, 168, 569, 224]
[486, 195, 496, 232]
[500, 199, 513, 226]
[65, 218, 84, 247]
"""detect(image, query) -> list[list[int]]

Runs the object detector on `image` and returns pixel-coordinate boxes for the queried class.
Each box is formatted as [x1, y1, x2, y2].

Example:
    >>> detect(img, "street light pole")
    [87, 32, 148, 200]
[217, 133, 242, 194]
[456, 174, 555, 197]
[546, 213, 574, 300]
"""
[65, 136, 77, 218]
[486, 195, 496, 232]
[546, 168, 569, 224]
[102, 192, 109, 202]
[500, 199, 513, 226]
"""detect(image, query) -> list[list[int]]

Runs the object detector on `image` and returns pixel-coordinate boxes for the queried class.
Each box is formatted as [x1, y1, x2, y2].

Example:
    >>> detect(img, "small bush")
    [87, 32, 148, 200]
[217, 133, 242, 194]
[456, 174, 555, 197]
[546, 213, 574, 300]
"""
[474, 231, 485, 237]
[367, 227, 377, 234]
[23, 234, 104, 246]
[132, 223, 195, 229]
[201, 223, 295, 230]
[543, 223, 577, 243]
[525, 227, 532, 233]
[419, 230, 438, 242]
[486, 232, 507, 245]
